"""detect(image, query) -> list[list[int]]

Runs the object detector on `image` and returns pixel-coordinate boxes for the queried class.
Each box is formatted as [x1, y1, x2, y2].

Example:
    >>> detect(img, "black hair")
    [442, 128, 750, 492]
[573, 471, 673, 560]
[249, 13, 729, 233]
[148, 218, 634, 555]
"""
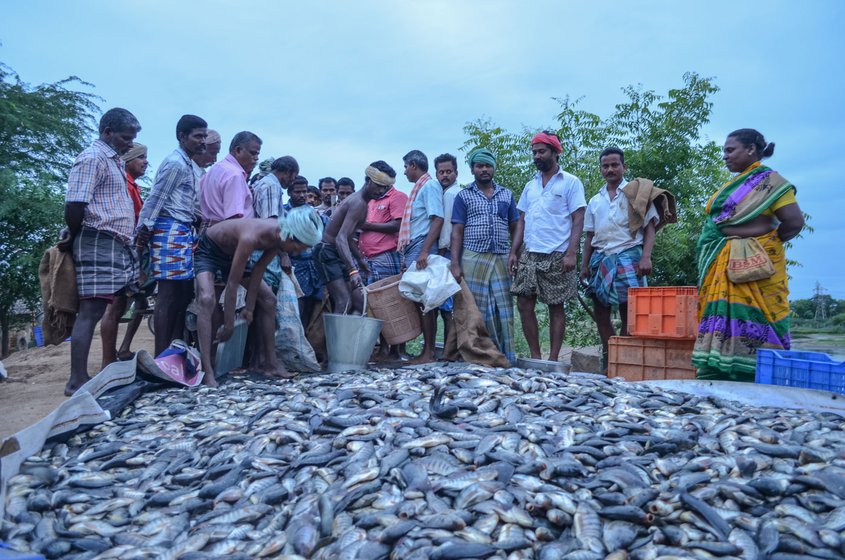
[291, 176, 309, 188]
[434, 153, 458, 170]
[599, 146, 625, 165]
[337, 177, 355, 190]
[403, 150, 428, 172]
[369, 160, 397, 178]
[319, 177, 337, 189]
[99, 108, 141, 134]
[229, 131, 262, 153]
[727, 128, 775, 159]
[307, 185, 320, 196]
[176, 114, 207, 139]
[271, 156, 299, 173]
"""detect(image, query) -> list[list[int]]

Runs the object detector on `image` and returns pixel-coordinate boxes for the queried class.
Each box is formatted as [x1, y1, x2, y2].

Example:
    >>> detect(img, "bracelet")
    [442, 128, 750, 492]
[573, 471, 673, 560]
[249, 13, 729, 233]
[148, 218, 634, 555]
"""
[348, 269, 359, 277]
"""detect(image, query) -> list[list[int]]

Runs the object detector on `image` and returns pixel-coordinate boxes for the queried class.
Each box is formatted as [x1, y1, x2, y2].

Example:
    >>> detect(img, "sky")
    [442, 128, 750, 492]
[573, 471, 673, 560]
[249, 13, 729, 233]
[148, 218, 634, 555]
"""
[2, 0, 843, 299]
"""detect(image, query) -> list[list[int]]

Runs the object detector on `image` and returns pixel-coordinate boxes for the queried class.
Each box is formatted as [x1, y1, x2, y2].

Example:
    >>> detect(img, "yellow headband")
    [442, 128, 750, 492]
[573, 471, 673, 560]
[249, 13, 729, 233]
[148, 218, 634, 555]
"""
[365, 165, 395, 187]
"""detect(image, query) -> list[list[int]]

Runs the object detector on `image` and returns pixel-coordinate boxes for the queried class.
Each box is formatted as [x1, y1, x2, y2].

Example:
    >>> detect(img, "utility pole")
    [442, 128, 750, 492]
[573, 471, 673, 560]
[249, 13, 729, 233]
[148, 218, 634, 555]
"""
[813, 282, 828, 323]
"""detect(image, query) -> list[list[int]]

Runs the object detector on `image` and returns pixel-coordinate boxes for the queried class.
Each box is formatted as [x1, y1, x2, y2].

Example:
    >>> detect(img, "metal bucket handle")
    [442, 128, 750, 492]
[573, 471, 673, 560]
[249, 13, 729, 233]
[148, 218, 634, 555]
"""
[343, 285, 368, 317]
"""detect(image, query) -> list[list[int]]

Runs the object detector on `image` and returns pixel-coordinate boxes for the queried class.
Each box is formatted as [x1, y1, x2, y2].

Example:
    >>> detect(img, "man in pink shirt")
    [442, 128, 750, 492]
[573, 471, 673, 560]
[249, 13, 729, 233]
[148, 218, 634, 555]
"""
[359, 184, 408, 360]
[200, 131, 262, 225]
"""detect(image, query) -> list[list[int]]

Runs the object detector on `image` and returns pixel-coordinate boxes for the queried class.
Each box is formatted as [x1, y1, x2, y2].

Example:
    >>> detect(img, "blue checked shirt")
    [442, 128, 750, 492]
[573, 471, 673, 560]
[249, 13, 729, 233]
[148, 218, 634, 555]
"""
[451, 182, 519, 254]
[137, 148, 197, 230]
[66, 139, 134, 242]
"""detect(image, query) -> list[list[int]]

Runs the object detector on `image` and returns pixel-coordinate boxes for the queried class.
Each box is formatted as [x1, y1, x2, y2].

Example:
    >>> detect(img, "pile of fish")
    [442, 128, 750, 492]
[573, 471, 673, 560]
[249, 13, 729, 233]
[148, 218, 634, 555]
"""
[4, 364, 845, 559]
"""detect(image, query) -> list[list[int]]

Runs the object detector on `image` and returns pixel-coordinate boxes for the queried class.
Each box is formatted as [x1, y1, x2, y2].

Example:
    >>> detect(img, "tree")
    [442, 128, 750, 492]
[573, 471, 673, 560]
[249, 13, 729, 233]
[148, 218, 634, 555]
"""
[0, 62, 100, 356]
[462, 72, 728, 288]
[461, 73, 728, 349]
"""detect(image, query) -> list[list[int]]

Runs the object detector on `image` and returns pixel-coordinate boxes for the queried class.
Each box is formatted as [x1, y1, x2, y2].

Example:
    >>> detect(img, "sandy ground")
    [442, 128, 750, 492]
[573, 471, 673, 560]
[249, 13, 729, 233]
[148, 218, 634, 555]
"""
[0, 324, 155, 440]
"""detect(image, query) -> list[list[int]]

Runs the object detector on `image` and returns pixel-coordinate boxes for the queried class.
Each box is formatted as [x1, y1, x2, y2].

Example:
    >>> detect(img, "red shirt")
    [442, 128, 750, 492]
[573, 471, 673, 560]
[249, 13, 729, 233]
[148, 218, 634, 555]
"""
[359, 187, 408, 258]
[127, 173, 143, 225]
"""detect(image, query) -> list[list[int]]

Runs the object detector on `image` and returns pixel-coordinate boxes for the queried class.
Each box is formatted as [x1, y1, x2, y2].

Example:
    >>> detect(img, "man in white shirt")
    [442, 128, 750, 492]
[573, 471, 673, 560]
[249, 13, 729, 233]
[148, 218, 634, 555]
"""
[580, 147, 659, 371]
[510, 131, 586, 362]
[434, 153, 461, 346]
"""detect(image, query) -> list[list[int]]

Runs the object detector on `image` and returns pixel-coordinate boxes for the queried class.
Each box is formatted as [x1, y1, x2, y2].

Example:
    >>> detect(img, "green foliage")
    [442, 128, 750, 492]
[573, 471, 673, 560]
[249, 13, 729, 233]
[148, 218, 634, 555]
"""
[0, 61, 100, 355]
[0, 63, 101, 184]
[461, 72, 729, 287]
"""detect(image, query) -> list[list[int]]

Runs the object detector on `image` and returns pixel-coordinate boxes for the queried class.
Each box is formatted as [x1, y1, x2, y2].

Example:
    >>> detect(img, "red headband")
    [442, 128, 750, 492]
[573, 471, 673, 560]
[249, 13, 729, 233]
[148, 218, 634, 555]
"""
[531, 132, 562, 153]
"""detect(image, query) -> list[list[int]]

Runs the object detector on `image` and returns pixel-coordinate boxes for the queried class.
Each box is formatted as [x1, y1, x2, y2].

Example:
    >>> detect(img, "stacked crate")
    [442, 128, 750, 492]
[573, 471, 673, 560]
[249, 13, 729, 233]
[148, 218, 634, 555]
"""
[608, 287, 698, 381]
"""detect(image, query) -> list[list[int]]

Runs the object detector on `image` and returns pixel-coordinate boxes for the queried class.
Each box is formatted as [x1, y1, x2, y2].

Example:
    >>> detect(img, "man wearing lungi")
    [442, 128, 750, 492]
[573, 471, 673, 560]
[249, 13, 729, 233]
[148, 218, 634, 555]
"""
[59, 108, 142, 395]
[359, 175, 408, 360]
[510, 132, 586, 362]
[580, 147, 659, 372]
[450, 148, 520, 365]
[136, 115, 208, 355]
[398, 150, 444, 364]
[313, 162, 393, 315]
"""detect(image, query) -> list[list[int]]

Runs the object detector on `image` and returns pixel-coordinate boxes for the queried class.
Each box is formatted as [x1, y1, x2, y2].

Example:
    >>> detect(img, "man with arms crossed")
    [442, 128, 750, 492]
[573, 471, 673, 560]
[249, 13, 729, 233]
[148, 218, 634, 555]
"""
[59, 108, 141, 395]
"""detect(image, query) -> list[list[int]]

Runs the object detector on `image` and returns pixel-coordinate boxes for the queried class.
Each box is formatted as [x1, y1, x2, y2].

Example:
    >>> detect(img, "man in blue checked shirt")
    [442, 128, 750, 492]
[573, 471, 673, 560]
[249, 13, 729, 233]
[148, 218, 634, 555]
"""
[449, 148, 520, 365]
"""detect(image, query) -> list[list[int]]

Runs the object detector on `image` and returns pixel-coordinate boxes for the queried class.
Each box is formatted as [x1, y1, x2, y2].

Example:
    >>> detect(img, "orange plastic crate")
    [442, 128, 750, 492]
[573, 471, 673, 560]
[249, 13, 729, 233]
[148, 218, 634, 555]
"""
[627, 287, 698, 340]
[608, 336, 696, 381]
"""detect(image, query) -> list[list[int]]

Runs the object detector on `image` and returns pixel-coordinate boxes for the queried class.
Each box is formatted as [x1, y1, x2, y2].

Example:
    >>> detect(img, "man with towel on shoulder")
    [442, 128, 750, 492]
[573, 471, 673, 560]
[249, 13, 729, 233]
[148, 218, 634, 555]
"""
[580, 147, 675, 372]
[398, 149, 444, 364]
[136, 115, 208, 355]
[450, 148, 520, 364]
[193, 207, 323, 386]
[510, 131, 586, 363]
[313, 162, 394, 315]
[59, 108, 142, 396]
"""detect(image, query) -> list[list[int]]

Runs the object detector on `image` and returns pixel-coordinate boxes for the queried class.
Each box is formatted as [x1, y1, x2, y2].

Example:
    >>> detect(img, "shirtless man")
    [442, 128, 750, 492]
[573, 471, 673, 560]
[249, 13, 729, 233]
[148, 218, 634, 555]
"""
[194, 207, 323, 386]
[313, 161, 395, 314]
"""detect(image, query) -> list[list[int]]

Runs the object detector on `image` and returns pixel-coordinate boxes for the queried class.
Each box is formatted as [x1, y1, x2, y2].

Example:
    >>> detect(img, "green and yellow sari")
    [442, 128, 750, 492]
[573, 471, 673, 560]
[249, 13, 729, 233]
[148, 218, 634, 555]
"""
[693, 162, 796, 381]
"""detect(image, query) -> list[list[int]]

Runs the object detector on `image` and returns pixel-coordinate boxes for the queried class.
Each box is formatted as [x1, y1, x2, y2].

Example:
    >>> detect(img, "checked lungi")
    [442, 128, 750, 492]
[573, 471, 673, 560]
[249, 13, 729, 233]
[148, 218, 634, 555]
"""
[462, 248, 515, 364]
[72, 227, 139, 298]
[364, 250, 402, 286]
[586, 245, 645, 307]
[150, 216, 194, 280]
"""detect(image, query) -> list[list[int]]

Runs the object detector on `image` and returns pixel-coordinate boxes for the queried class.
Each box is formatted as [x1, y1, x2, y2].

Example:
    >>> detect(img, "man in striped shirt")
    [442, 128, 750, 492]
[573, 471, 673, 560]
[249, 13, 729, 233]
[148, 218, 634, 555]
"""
[136, 115, 208, 355]
[59, 107, 141, 395]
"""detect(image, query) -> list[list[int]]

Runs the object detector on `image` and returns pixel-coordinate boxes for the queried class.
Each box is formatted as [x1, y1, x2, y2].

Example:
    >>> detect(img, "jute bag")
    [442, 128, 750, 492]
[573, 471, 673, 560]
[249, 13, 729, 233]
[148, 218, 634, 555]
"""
[726, 237, 775, 283]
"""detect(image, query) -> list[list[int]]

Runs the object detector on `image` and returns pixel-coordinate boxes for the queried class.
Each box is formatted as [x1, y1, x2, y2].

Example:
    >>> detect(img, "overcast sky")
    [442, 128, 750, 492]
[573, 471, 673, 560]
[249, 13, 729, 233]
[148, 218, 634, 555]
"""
[3, 0, 842, 299]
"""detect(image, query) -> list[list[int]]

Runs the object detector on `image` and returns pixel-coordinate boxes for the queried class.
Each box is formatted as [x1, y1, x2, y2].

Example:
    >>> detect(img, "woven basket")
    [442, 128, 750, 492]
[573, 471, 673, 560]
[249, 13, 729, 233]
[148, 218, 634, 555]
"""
[365, 274, 421, 344]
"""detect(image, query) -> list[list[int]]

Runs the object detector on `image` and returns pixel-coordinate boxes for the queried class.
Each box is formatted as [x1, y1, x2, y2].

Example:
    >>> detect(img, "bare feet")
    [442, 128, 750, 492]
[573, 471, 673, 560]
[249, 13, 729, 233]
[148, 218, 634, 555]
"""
[64, 375, 90, 396]
[117, 350, 135, 361]
[408, 353, 436, 365]
[262, 365, 296, 379]
[203, 374, 219, 388]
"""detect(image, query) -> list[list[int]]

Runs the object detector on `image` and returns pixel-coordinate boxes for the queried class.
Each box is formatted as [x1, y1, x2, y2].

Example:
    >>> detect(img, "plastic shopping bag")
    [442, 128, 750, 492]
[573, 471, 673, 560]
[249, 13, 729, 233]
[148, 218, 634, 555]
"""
[399, 254, 461, 313]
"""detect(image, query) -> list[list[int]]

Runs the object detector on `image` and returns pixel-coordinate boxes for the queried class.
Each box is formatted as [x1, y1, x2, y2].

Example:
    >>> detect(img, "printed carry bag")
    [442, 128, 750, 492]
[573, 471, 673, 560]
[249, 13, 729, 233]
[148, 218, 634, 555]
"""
[726, 236, 776, 284]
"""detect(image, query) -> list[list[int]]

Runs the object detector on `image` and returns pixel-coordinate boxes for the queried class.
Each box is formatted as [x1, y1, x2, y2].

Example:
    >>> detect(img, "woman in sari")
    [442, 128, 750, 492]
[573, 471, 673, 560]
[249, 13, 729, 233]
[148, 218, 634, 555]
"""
[693, 129, 805, 381]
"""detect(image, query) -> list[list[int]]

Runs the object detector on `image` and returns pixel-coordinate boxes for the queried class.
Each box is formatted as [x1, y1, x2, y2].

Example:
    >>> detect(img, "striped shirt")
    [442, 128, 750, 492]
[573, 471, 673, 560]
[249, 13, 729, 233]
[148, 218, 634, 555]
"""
[252, 173, 285, 219]
[451, 181, 519, 254]
[66, 139, 134, 242]
[137, 148, 196, 230]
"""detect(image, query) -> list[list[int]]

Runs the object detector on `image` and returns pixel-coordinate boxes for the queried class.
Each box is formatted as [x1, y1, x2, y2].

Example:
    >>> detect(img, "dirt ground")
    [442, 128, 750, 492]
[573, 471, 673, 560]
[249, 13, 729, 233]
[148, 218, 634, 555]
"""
[0, 324, 155, 440]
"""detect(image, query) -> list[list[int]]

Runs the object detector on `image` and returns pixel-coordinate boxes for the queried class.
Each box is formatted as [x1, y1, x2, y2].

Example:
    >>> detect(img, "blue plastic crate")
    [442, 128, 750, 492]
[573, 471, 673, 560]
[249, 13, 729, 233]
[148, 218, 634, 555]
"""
[756, 349, 845, 395]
